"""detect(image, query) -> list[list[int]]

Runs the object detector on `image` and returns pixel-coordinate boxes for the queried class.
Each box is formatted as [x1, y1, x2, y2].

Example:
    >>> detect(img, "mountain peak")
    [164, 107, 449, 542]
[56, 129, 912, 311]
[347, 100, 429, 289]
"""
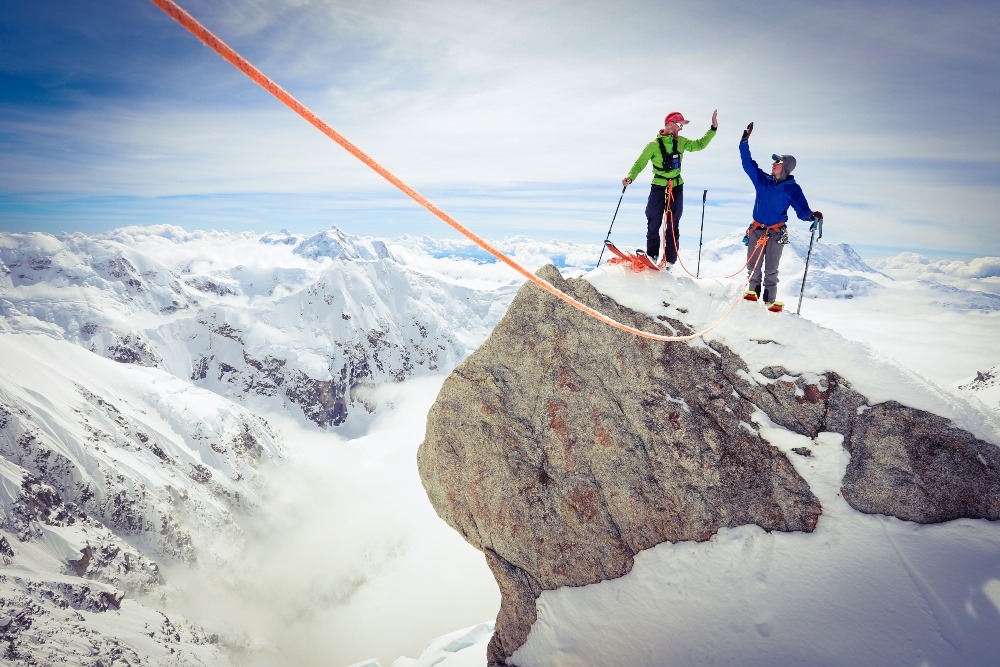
[293, 226, 391, 262]
[418, 263, 1000, 665]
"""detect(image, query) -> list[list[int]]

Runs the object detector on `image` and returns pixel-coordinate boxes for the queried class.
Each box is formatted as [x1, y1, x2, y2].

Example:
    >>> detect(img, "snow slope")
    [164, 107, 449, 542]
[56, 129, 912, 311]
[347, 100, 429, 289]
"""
[0, 332, 284, 665]
[504, 259, 1000, 667]
[2, 225, 998, 666]
[377, 235, 1000, 667]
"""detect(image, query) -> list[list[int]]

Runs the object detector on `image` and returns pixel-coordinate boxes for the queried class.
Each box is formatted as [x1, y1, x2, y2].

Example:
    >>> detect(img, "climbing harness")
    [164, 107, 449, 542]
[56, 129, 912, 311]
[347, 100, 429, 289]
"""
[746, 220, 789, 246]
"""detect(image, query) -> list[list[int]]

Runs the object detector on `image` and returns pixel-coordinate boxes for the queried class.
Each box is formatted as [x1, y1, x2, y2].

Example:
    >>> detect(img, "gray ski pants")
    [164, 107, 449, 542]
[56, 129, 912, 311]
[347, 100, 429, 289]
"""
[746, 225, 785, 303]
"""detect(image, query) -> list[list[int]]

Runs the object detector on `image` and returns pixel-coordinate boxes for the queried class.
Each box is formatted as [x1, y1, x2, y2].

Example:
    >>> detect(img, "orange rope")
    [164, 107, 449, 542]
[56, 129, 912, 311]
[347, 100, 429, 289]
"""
[729, 235, 766, 278]
[662, 182, 700, 276]
[658, 186, 760, 281]
[657, 181, 674, 270]
[148, 0, 748, 343]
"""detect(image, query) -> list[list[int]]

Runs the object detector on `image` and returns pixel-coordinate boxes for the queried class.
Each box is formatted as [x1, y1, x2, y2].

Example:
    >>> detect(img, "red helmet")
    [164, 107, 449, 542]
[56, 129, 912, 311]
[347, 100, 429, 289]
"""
[664, 111, 689, 125]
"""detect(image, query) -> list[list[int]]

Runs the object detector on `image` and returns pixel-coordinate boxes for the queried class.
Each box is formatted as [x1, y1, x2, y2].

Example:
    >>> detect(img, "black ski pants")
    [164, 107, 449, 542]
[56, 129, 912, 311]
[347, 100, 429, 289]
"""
[645, 182, 683, 264]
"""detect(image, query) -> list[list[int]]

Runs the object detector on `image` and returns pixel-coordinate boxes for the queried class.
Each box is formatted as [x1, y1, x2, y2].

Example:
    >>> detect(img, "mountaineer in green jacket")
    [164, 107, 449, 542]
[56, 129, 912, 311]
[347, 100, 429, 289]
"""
[622, 110, 717, 266]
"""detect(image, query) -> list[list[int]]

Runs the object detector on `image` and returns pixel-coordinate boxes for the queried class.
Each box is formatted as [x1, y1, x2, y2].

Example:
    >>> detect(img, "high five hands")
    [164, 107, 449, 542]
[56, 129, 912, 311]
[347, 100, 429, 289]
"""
[741, 122, 754, 142]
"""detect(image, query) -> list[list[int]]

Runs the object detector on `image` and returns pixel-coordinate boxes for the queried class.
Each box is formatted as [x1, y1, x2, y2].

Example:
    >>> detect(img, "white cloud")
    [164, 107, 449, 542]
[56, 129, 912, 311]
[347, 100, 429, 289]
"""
[876, 253, 1000, 293]
[2, 0, 999, 257]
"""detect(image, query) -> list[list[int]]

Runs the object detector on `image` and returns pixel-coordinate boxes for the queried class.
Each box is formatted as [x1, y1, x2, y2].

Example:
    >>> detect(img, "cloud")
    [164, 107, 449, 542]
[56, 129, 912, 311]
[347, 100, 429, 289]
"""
[879, 253, 1000, 279]
[2, 0, 999, 257]
[157, 378, 499, 666]
[874, 253, 1000, 295]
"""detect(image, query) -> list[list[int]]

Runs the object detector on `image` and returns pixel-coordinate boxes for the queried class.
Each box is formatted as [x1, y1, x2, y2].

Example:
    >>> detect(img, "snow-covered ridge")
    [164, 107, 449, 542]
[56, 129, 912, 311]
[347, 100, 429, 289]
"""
[0, 332, 284, 664]
[0, 226, 514, 431]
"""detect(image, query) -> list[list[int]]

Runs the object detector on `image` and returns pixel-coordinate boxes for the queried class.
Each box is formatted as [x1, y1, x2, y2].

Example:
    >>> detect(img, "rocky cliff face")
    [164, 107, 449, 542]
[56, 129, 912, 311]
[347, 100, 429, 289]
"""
[417, 265, 1000, 665]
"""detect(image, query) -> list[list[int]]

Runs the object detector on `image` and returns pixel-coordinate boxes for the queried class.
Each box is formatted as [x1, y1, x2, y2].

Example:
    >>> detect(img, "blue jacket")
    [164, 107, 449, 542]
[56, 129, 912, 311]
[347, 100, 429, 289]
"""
[740, 141, 813, 226]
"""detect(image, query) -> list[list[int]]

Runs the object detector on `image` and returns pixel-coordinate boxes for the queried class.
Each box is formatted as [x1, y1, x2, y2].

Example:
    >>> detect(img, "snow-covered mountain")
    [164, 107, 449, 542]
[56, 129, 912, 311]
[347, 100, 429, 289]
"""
[0, 226, 512, 432]
[0, 332, 284, 664]
[959, 364, 1000, 412]
[0, 225, 518, 664]
[1, 224, 997, 666]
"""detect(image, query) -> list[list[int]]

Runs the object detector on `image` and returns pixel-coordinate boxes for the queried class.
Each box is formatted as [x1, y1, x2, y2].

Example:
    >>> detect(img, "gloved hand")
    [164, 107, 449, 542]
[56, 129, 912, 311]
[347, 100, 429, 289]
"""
[741, 122, 754, 142]
[810, 211, 823, 230]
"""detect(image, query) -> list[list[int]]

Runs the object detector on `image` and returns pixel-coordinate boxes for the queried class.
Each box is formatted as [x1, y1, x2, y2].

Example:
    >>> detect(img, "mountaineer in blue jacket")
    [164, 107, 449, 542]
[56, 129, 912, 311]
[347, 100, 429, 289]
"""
[739, 122, 823, 311]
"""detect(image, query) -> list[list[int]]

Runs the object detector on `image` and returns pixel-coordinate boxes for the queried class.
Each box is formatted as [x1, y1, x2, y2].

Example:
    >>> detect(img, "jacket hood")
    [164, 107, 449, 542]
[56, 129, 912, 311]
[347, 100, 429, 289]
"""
[774, 154, 797, 180]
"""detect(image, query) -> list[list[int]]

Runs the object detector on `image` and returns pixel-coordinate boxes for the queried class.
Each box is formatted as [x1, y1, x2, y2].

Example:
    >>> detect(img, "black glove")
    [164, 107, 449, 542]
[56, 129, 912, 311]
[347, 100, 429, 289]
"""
[741, 122, 754, 142]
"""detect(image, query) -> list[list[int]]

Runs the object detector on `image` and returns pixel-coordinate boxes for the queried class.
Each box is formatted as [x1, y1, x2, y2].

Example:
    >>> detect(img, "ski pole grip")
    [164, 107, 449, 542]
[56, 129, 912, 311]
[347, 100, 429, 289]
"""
[702, 190, 707, 202]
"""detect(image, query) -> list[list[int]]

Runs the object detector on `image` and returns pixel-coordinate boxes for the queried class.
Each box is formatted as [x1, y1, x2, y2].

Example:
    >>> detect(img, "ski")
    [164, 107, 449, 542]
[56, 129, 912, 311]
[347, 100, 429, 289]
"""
[635, 250, 660, 271]
[603, 240, 660, 272]
[603, 240, 632, 263]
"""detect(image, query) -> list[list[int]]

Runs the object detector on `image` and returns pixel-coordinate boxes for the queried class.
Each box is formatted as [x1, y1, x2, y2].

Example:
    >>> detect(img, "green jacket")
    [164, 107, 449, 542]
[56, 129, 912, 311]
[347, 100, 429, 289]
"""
[626, 128, 717, 186]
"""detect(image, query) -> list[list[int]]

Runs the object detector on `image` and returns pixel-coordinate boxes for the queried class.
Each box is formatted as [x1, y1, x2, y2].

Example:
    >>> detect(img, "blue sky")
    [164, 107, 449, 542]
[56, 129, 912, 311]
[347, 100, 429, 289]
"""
[2, 0, 999, 261]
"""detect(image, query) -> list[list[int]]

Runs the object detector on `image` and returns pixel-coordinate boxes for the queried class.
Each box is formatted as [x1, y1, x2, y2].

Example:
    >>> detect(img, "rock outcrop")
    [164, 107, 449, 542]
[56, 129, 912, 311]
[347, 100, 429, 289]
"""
[417, 265, 1000, 665]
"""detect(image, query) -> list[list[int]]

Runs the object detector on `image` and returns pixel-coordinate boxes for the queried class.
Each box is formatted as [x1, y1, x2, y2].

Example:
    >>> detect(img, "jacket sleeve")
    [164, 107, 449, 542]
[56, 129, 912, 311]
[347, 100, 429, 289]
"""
[740, 141, 765, 187]
[787, 183, 814, 222]
[680, 128, 716, 153]
[627, 141, 657, 181]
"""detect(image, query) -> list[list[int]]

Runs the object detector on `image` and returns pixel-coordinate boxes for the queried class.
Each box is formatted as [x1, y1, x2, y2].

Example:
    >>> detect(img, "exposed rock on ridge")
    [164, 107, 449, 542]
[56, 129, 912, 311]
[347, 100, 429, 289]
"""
[417, 265, 1000, 665]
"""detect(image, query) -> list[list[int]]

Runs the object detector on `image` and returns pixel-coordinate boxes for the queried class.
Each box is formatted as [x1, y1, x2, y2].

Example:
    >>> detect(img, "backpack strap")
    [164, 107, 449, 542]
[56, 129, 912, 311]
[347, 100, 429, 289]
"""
[655, 136, 681, 179]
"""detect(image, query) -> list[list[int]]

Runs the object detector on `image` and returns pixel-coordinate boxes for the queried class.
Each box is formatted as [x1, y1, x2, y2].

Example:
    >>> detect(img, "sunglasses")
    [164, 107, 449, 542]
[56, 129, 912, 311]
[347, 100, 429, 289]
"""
[772, 154, 784, 164]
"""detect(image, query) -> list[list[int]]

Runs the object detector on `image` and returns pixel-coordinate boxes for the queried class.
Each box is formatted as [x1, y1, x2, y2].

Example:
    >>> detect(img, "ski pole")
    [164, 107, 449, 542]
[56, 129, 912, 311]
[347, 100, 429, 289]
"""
[796, 217, 823, 315]
[597, 185, 627, 266]
[696, 189, 707, 277]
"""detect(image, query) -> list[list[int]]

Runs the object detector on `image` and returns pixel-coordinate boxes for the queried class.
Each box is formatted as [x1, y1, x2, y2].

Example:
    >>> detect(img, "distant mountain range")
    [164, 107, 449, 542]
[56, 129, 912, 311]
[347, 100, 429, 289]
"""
[1, 227, 514, 431]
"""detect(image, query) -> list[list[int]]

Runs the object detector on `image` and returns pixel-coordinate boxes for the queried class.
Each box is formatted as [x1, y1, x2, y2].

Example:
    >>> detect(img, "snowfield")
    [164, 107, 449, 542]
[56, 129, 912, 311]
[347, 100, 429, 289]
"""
[1, 226, 998, 666]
